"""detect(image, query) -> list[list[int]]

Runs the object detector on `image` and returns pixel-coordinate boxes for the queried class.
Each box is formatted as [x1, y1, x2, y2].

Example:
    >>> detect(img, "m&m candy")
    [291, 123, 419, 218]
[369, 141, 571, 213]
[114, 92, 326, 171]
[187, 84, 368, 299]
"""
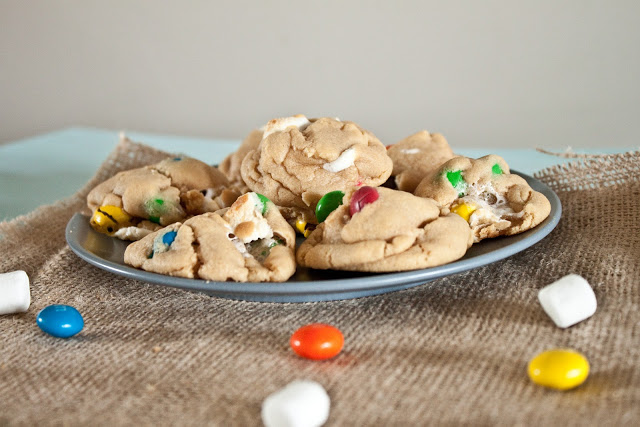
[527, 349, 589, 390]
[349, 186, 379, 216]
[290, 323, 344, 360]
[90, 205, 133, 235]
[315, 191, 344, 223]
[36, 305, 84, 338]
[450, 202, 477, 222]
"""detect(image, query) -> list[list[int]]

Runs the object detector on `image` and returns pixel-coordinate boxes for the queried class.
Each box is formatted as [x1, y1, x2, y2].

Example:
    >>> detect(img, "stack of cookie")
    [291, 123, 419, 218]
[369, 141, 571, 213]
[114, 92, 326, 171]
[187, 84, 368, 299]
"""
[86, 115, 551, 282]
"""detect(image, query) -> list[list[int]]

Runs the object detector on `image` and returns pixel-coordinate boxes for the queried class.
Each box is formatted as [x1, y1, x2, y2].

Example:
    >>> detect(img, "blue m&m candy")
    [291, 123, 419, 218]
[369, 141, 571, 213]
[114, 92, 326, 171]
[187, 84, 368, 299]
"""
[36, 305, 84, 338]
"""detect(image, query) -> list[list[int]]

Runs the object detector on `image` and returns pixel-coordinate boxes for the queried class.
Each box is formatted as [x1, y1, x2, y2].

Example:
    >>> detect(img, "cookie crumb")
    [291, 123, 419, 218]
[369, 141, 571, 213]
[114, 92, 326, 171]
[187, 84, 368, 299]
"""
[152, 346, 162, 353]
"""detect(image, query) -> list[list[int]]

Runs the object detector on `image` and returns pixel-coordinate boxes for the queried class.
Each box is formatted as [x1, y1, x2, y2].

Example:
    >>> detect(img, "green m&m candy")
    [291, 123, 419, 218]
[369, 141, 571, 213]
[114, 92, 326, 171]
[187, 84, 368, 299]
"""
[256, 193, 270, 215]
[492, 163, 504, 175]
[446, 170, 466, 197]
[315, 191, 345, 223]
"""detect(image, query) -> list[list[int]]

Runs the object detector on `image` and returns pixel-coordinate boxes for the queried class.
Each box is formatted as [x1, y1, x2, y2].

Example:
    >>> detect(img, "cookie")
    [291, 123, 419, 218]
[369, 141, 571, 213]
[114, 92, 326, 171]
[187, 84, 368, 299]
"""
[296, 186, 472, 272]
[219, 128, 263, 186]
[414, 155, 551, 242]
[87, 154, 240, 240]
[240, 115, 393, 221]
[124, 192, 296, 282]
[386, 130, 454, 193]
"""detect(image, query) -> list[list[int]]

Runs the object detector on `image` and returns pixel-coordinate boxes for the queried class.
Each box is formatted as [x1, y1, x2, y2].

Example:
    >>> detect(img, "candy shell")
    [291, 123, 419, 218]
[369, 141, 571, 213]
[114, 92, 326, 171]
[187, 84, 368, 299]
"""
[349, 186, 379, 216]
[256, 193, 270, 215]
[315, 191, 344, 223]
[446, 170, 466, 197]
[37, 305, 84, 338]
[162, 230, 178, 246]
[528, 349, 589, 390]
[290, 323, 344, 360]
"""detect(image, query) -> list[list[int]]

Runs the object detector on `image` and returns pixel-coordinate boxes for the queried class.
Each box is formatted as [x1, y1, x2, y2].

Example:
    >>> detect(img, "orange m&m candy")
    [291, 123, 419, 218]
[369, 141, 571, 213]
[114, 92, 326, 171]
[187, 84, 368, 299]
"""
[290, 323, 344, 360]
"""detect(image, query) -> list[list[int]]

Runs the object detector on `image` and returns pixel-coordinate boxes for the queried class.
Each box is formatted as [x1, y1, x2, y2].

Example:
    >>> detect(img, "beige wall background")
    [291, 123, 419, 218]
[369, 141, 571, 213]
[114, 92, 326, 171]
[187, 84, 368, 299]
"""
[1, 1, 638, 147]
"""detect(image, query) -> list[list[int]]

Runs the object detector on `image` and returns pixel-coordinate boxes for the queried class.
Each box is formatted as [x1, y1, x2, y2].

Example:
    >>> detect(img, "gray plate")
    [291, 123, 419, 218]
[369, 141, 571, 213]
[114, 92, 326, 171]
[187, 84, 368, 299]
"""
[66, 172, 561, 302]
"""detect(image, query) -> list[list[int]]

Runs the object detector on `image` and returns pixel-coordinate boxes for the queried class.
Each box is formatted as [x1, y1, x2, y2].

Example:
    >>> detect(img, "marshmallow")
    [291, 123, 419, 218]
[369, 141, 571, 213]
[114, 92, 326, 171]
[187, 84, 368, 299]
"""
[323, 147, 356, 173]
[262, 115, 311, 140]
[262, 380, 330, 427]
[0, 270, 31, 315]
[538, 274, 597, 328]
[400, 148, 421, 154]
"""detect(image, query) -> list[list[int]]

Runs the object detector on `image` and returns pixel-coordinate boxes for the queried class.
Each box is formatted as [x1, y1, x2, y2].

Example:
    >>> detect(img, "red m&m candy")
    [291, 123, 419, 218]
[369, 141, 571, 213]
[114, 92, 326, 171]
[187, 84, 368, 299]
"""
[290, 323, 344, 360]
[349, 186, 379, 216]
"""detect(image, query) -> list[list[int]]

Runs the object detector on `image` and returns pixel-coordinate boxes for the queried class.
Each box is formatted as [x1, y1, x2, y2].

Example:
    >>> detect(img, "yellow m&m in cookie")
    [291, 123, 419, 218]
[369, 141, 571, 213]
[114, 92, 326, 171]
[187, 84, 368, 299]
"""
[451, 202, 477, 222]
[528, 349, 589, 390]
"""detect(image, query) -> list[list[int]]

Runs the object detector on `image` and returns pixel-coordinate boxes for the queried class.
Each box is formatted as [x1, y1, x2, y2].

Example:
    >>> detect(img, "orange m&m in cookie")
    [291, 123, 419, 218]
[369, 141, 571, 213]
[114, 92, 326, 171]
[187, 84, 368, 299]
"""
[290, 323, 344, 360]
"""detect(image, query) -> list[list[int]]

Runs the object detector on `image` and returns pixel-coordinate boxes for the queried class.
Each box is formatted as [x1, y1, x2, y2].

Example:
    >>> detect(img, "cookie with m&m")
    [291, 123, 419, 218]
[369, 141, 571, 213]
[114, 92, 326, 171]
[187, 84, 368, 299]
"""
[296, 186, 472, 272]
[87, 143, 241, 241]
[386, 130, 454, 193]
[124, 192, 296, 282]
[414, 155, 551, 243]
[240, 115, 393, 223]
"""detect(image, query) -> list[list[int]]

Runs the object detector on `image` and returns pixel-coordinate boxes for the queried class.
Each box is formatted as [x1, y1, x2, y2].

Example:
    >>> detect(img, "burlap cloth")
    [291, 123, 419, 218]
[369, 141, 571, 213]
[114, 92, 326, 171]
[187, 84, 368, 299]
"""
[1, 139, 638, 426]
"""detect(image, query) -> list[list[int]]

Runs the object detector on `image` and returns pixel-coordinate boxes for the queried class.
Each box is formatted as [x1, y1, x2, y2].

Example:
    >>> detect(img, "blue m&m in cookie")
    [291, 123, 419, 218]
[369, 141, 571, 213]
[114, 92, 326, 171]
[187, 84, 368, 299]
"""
[36, 305, 84, 338]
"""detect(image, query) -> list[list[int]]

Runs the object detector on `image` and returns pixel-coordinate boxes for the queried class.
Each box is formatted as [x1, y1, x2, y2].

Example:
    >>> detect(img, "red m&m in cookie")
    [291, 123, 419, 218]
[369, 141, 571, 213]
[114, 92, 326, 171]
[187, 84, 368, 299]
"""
[349, 186, 379, 216]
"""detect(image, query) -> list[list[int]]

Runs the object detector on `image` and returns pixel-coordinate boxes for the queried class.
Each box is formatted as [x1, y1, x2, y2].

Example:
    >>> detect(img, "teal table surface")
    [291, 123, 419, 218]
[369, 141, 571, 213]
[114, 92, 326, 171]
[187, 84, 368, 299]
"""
[0, 127, 634, 221]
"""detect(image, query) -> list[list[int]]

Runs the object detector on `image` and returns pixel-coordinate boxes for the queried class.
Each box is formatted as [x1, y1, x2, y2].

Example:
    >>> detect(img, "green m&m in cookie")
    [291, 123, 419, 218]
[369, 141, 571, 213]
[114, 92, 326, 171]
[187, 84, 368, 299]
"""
[315, 191, 345, 223]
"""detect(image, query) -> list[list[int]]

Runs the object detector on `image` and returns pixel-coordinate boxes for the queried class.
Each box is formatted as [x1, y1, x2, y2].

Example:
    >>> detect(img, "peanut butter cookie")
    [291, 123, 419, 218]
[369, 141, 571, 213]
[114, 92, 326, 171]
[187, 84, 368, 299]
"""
[414, 155, 551, 242]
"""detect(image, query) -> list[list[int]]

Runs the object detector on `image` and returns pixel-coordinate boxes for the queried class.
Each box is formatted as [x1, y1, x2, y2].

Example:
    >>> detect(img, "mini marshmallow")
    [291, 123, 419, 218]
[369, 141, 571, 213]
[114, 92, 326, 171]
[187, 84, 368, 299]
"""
[262, 380, 330, 427]
[262, 115, 311, 140]
[323, 147, 356, 173]
[0, 270, 31, 315]
[538, 274, 597, 328]
[400, 148, 421, 154]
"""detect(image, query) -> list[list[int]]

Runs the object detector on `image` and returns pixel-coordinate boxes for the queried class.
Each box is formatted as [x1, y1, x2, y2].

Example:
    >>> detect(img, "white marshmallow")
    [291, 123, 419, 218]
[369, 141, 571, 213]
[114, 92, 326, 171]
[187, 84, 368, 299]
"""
[114, 226, 153, 241]
[262, 115, 311, 140]
[223, 193, 273, 244]
[323, 147, 356, 173]
[538, 274, 597, 328]
[400, 148, 421, 154]
[0, 270, 31, 315]
[262, 380, 330, 427]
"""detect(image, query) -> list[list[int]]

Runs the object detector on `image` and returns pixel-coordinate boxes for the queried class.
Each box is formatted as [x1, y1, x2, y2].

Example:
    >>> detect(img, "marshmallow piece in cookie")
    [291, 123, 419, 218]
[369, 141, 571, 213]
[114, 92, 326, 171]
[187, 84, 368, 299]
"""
[538, 274, 597, 328]
[262, 114, 311, 140]
[0, 270, 31, 315]
[223, 193, 273, 243]
[262, 380, 330, 427]
[323, 147, 356, 173]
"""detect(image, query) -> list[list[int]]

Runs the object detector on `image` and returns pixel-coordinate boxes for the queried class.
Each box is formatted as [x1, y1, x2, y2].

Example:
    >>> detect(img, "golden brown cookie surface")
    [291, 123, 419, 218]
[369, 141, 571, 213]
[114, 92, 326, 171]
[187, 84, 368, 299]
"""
[124, 193, 296, 282]
[87, 153, 239, 240]
[414, 155, 551, 242]
[219, 129, 263, 186]
[296, 187, 472, 272]
[240, 115, 393, 220]
[387, 130, 454, 193]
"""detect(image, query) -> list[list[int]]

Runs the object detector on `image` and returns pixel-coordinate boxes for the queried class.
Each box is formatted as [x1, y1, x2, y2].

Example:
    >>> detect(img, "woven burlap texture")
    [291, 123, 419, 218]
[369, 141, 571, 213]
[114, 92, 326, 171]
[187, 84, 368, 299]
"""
[1, 140, 638, 426]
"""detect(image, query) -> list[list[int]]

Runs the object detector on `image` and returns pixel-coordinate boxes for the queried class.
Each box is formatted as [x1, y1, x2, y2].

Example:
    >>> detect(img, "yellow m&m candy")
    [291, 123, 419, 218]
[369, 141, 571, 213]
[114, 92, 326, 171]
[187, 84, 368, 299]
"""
[527, 349, 589, 390]
[451, 202, 477, 222]
[90, 205, 133, 235]
[295, 218, 313, 238]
